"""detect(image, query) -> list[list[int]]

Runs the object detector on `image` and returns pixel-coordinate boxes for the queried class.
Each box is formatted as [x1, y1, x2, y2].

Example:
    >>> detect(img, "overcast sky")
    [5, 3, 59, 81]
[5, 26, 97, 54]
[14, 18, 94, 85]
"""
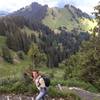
[0, 0, 99, 14]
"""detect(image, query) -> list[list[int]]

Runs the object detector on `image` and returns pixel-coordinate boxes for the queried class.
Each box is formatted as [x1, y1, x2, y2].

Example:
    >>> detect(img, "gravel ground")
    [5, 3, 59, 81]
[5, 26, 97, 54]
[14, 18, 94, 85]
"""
[69, 87, 100, 100]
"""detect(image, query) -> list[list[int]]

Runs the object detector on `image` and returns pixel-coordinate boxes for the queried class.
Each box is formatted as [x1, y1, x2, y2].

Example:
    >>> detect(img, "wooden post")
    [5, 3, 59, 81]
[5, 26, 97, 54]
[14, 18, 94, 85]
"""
[19, 96, 22, 100]
[58, 84, 63, 91]
[7, 96, 10, 100]
[31, 97, 34, 100]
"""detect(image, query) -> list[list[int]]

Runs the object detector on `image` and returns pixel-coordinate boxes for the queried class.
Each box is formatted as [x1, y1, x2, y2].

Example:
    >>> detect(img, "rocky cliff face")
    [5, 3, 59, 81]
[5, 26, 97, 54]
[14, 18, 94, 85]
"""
[12, 2, 48, 22]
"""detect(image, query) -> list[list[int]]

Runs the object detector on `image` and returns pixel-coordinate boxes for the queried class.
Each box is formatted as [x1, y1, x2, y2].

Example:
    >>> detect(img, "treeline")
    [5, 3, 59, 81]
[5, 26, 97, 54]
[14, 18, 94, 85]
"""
[38, 30, 89, 67]
[0, 15, 90, 67]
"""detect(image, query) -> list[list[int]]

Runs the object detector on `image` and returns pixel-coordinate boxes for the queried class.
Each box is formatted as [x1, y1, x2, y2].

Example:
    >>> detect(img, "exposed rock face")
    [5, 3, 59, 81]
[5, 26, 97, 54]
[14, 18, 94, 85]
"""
[12, 2, 48, 22]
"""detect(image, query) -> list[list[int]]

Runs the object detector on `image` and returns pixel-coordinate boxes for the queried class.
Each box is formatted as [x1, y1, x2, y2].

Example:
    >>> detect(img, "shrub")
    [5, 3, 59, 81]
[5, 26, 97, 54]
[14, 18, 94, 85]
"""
[49, 70, 54, 78]
[48, 86, 81, 100]
[0, 75, 38, 94]
[51, 79, 98, 93]
[11, 81, 28, 93]
[2, 46, 13, 63]
[51, 79, 67, 86]
[17, 51, 26, 60]
[65, 79, 98, 93]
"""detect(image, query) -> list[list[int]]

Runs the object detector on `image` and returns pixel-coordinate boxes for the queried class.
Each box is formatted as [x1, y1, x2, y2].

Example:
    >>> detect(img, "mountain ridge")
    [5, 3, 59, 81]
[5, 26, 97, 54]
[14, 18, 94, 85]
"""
[10, 2, 95, 31]
[11, 2, 48, 22]
[0, 11, 9, 16]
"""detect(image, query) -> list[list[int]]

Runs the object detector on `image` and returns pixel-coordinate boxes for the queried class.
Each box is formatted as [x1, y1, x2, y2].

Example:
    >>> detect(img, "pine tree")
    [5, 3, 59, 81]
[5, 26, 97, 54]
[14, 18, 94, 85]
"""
[94, 2, 100, 34]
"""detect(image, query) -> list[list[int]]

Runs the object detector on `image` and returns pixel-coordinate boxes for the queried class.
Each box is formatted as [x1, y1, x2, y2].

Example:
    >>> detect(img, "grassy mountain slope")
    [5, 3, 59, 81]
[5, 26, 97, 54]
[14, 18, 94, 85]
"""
[79, 18, 97, 32]
[0, 36, 6, 53]
[0, 36, 6, 48]
[42, 5, 96, 31]
[42, 7, 79, 30]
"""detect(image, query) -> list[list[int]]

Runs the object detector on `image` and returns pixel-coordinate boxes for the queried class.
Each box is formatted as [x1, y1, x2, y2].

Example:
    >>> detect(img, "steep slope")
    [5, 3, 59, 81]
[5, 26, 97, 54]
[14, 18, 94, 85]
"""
[42, 7, 79, 30]
[0, 36, 6, 53]
[12, 2, 48, 22]
[42, 5, 96, 31]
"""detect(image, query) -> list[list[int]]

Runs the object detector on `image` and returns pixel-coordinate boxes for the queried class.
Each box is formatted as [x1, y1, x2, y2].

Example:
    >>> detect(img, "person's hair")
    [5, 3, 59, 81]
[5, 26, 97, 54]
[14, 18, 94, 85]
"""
[32, 70, 39, 73]
[31, 70, 40, 78]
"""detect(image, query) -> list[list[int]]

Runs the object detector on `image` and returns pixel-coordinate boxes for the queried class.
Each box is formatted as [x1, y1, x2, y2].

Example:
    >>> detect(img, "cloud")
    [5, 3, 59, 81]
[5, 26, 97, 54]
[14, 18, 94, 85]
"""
[57, 0, 99, 14]
[0, 0, 99, 14]
[0, 0, 60, 11]
[75, 0, 99, 14]
[36, 0, 61, 7]
[0, 0, 34, 11]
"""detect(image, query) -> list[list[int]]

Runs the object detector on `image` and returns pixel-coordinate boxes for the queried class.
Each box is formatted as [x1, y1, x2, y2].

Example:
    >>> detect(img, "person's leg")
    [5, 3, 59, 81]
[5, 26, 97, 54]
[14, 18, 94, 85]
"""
[35, 88, 47, 100]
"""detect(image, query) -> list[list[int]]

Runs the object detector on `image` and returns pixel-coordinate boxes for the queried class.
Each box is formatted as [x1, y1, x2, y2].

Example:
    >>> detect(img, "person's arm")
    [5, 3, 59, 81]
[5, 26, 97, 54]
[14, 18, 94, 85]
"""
[39, 78, 46, 88]
[24, 72, 33, 80]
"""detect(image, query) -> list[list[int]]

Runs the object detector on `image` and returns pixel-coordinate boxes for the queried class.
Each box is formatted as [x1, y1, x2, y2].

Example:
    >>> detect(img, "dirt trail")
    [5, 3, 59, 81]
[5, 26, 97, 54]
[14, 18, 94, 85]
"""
[69, 87, 100, 100]
[0, 94, 64, 100]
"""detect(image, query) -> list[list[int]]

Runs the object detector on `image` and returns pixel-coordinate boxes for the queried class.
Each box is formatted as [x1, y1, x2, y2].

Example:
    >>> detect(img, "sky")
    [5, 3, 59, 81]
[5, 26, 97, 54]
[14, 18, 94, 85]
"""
[0, 0, 99, 14]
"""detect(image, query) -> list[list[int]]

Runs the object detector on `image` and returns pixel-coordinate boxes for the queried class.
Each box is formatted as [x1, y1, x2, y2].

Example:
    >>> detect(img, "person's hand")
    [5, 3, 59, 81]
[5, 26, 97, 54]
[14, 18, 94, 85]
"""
[32, 78, 35, 82]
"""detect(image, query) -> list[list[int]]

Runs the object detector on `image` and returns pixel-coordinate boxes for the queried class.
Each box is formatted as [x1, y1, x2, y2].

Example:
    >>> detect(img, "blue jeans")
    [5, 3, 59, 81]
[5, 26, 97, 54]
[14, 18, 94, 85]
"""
[36, 88, 47, 100]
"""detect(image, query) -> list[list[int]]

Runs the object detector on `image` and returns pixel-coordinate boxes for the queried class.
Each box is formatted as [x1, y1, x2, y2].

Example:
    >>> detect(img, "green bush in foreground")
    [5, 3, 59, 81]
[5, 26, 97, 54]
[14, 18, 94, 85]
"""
[17, 51, 26, 60]
[0, 79, 81, 99]
[0, 80, 37, 94]
[2, 46, 13, 63]
[48, 86, 80, 100]
[51, 79, 98, 93]
[11, 81, 38, 94]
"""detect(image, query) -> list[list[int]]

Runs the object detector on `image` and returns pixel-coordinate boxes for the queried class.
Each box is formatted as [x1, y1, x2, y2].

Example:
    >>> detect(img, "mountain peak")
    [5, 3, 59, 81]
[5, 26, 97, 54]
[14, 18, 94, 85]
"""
[31, 2, 48, 8]
[12, 2, 48, 21]
[0, 11, 9, 16]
